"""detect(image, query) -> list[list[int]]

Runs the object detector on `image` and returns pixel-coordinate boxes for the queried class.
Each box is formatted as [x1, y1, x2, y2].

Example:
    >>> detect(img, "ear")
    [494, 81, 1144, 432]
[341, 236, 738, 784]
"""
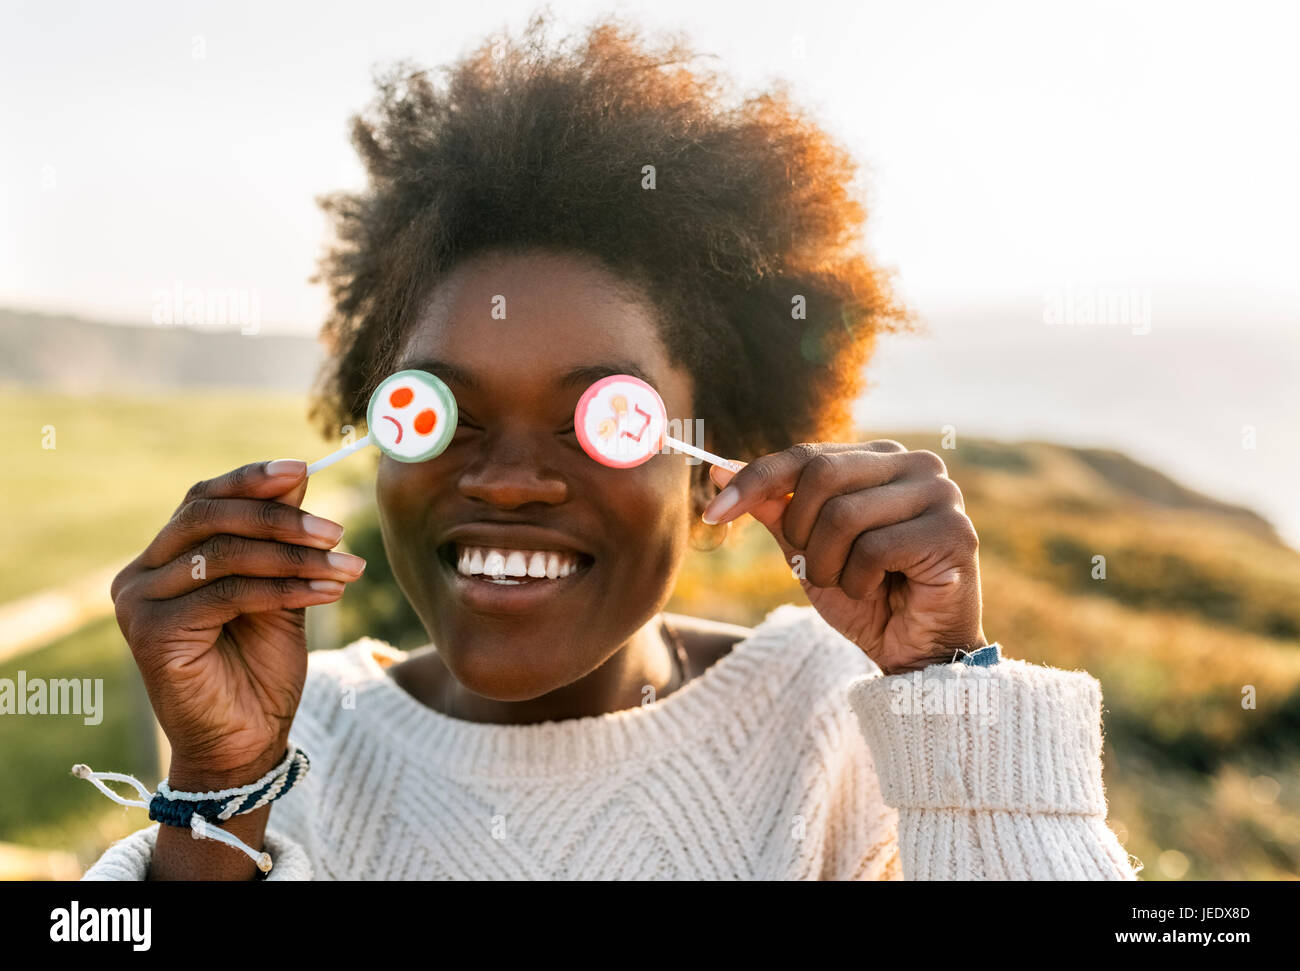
[686, 464, 728, 550]
[689, 461, 717, 516]
[688, 516, 731, 552]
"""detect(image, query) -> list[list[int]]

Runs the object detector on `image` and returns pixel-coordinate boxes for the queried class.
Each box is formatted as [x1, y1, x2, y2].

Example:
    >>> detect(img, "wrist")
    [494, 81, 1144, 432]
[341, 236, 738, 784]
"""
[879, 633, 989, 677]
[151, 806, 271, 881]
[150, 747, 297, 881]
[166, 747, 289, 792]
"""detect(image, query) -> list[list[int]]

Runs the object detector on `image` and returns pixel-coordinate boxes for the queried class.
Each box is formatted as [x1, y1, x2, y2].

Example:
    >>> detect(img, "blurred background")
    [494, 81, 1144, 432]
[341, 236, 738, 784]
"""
[2, 0, 1297, 879]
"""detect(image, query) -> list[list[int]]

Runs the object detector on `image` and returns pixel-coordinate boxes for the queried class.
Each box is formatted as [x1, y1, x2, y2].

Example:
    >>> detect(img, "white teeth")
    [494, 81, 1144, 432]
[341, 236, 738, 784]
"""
[482, 550, 506, 578]
[453, 545, 584, 580]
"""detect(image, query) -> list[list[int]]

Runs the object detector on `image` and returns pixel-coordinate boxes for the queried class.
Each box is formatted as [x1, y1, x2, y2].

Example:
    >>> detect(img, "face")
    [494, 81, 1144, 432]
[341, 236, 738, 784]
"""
[376, 248, 697, 701]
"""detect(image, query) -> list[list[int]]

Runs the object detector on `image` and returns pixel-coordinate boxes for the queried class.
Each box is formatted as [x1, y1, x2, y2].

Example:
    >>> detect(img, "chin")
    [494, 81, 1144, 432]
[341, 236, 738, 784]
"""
[434, 626, 598, 702]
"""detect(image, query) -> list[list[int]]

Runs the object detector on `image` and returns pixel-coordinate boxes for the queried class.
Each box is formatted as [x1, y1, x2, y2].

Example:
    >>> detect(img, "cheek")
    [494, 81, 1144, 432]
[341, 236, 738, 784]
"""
[375, 461, 436, 549]
[604, 463, 693, 562]
[375, 461, 407, 520]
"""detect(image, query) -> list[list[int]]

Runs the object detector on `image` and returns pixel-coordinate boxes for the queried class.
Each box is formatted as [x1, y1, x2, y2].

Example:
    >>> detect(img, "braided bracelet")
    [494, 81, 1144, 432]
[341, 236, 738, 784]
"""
[72, 743, 310, 874]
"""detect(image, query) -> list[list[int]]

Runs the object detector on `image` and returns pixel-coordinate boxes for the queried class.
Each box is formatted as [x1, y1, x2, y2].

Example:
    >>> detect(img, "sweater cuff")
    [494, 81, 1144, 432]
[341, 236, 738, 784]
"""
[846, 657, 1107, 815]
[80, 823, 312, 880]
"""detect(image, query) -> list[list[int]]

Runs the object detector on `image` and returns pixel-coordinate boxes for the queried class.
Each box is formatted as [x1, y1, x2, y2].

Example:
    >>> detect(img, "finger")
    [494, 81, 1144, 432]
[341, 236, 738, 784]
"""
[140, 498, 345, 570]
[273, 476, 309, 509]
[112, 554, 146, 603]
[701, 444, 923, 566]
[170, 459, 308, 517]
[131, 536, 366, 601]
[863, 439, 908, 453]
[704, 442, 935, 520]
[800, 477, 965, 587]
[114, 462, 311, 603]
[705, 443, 932, 528]
[705, 461, 794, 557]
[701, 443, 833, 525]
[703, 446, 873, 563]
[706, 442, 869, 491]
[704, 440, 912, 497]
[838, 511, 979, 600]
[781, 450, 950, 550]
[157, 575, 348, 631]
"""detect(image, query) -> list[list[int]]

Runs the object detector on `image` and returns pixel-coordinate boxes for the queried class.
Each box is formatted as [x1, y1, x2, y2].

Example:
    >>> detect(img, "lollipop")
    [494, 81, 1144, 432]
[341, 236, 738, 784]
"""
[574, 374, 744, 473]
[306, 369, 458, 474]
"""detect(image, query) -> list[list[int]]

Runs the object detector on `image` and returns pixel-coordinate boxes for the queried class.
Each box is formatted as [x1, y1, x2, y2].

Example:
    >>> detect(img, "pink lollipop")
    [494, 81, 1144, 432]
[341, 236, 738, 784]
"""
[574, 374, 745, 472]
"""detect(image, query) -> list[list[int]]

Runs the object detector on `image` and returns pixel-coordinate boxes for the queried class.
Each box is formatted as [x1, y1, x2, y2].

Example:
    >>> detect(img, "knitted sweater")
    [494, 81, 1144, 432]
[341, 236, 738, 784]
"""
[81, 603, 1139, 880]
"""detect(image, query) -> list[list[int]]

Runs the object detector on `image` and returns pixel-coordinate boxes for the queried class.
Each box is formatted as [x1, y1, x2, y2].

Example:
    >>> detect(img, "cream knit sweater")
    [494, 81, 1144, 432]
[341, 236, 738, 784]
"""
[81, 603, 1140, 880]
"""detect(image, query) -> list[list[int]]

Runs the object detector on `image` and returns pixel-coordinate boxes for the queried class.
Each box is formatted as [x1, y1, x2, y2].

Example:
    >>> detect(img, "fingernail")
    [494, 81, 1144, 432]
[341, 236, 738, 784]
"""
[701, 485, 740, 524]
[266, 459, 307, 478]
[308, 579, 345, 594]
[327, 551, 366, 576]
[302, 514, 345, 543]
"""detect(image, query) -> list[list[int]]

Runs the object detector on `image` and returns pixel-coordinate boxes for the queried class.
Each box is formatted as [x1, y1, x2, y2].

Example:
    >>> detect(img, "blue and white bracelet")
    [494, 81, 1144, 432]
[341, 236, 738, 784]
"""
[959, 643, 1001, 667]
[72, 743, 310, 874]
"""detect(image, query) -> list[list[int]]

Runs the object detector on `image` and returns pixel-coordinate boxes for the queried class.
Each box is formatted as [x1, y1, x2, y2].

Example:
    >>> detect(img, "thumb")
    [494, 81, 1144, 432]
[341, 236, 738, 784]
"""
[707, 464, 798, 561]
[272, 474, 310, 509]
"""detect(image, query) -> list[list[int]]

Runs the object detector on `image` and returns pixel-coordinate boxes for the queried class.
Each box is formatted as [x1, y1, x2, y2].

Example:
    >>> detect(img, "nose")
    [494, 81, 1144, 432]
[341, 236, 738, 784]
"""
[457, 428, 569, 509]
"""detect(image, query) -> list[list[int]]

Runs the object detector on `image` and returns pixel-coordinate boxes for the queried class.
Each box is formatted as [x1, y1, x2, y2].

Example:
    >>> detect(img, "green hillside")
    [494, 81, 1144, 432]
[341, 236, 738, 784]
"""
[3, 391, 1296, 879]
[0, 388, 367, 602]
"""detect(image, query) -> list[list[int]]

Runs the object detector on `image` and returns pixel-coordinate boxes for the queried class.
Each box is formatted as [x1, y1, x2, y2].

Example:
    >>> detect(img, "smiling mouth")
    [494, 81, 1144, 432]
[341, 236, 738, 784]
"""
[436, 542, 595, 585]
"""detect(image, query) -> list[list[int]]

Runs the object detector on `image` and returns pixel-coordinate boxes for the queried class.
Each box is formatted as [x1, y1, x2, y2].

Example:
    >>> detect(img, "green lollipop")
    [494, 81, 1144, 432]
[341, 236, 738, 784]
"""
[307, 369, 458, 474]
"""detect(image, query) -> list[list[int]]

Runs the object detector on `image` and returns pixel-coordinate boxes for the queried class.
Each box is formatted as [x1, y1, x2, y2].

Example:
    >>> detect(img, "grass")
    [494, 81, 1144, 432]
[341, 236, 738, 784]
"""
[0, 388, 369, 603]
[0, 615, 156, 861]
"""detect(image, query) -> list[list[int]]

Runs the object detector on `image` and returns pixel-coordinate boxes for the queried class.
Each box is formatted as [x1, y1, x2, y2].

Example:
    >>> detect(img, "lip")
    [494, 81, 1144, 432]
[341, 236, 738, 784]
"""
[439, 522, 594, 560]
[435, 522, 596, 616]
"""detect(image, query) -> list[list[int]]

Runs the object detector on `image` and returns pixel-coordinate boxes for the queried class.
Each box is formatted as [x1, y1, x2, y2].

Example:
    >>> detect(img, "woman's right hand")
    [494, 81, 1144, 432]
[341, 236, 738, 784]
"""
[111, 459, 366, 787]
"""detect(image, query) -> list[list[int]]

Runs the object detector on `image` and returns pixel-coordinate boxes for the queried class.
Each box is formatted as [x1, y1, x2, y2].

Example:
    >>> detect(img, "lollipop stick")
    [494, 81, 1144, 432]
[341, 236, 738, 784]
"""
[307, 434, 373, 475]
[662, 435, 745, 474]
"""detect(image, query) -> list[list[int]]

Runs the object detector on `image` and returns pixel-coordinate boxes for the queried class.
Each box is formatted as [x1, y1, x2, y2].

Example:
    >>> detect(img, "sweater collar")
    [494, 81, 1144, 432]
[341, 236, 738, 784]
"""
[341, 603, 817, 778]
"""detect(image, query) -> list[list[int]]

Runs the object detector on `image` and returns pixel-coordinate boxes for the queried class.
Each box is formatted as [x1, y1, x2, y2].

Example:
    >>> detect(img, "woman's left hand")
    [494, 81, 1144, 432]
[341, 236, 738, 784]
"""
[702, 440, 986, 676]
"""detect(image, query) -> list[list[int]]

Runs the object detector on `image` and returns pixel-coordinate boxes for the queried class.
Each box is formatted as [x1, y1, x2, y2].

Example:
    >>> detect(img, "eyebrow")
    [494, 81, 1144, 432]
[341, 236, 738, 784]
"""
[393, 357, 657, 393]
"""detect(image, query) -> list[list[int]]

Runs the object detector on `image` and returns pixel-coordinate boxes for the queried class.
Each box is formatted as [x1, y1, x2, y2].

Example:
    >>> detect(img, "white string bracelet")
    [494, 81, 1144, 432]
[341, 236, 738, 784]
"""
[72, 743, 310, 875]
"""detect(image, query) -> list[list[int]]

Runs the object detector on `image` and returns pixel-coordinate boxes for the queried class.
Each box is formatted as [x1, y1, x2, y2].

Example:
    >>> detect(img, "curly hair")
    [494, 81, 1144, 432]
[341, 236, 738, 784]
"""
[310, 10, 911, 513]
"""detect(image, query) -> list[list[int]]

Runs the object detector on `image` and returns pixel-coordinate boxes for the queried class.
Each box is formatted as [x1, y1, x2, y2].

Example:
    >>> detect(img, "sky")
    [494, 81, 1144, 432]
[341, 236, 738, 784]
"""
[2, 0, 1298, 539]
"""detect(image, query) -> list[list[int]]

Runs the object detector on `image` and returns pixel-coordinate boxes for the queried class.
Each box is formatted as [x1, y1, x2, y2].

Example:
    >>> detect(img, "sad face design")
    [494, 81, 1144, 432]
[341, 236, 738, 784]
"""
[367, 369, 458, 463]
[573, 374, 668, 469]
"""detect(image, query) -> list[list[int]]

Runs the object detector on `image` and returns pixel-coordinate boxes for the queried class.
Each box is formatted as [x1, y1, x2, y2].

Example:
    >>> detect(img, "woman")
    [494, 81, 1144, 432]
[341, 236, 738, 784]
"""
[84, 14, 1137, 880]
